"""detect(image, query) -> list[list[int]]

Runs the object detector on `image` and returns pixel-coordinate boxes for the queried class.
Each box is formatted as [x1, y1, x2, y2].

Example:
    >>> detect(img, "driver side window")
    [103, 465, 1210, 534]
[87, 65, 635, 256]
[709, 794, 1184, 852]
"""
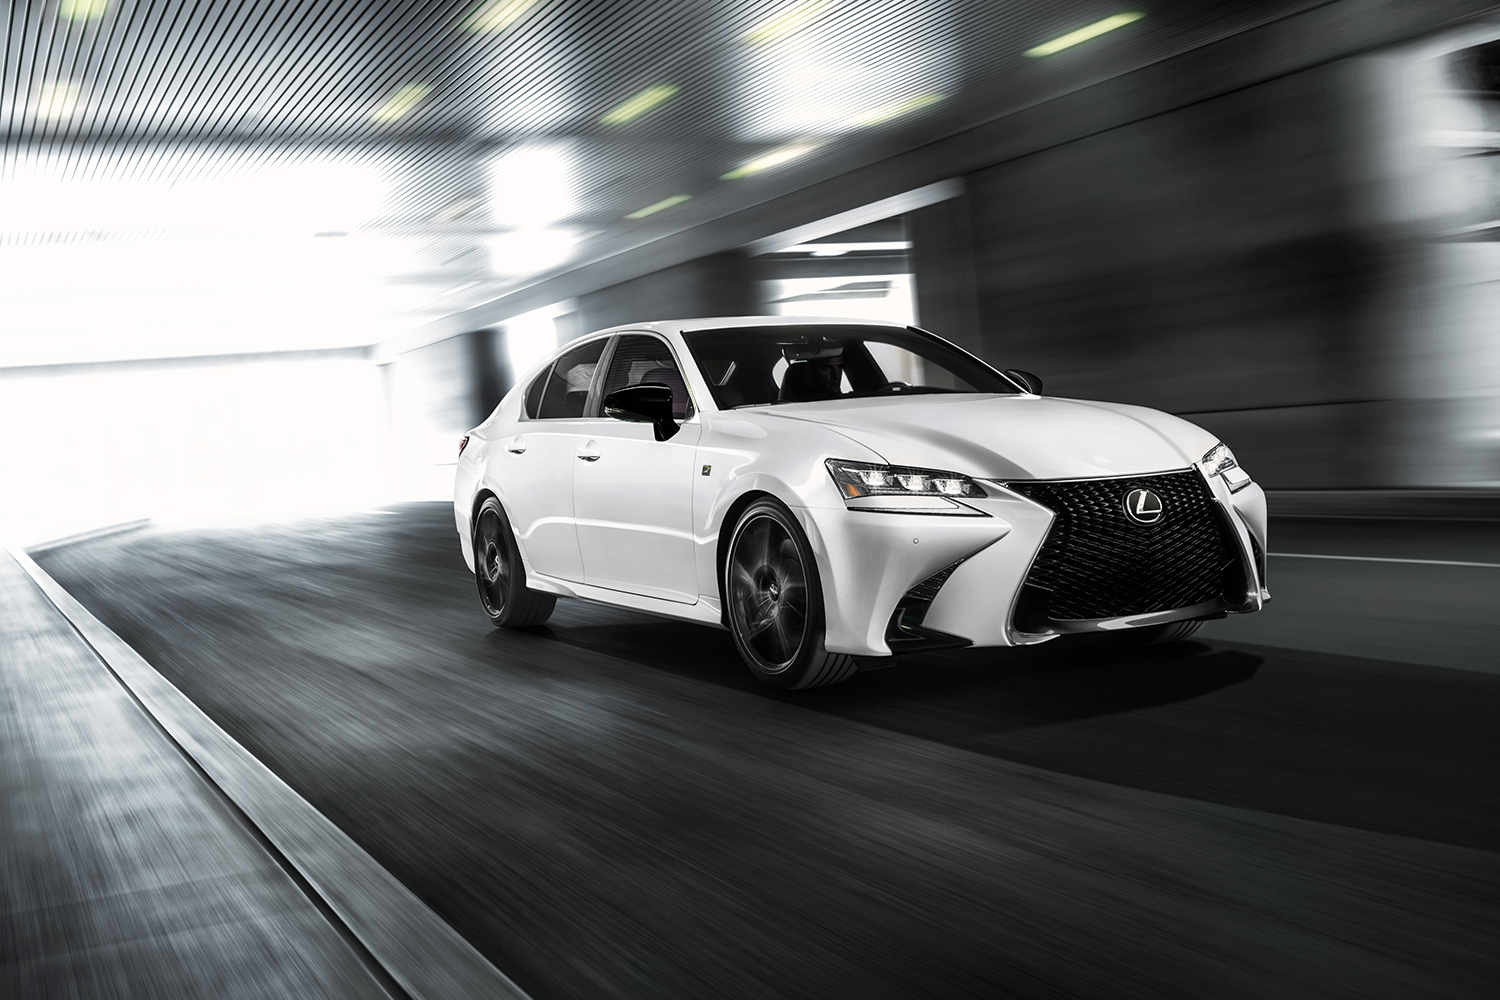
[602, 335, 694, 420]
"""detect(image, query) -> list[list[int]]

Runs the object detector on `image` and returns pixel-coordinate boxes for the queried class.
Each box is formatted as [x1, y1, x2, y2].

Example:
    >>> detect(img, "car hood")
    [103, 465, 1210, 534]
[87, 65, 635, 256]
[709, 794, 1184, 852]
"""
[750, 394, 1218, 481]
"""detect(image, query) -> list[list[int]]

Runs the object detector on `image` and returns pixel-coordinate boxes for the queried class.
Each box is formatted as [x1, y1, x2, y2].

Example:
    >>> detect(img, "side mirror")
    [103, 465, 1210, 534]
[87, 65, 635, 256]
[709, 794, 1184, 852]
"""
[603, 383, 680, 441]
[1003, 369, 1043, 394]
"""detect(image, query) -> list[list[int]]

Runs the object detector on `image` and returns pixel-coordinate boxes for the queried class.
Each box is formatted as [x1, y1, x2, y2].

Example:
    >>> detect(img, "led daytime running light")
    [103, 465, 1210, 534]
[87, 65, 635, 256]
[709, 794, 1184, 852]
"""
[826, 459, 985, 499]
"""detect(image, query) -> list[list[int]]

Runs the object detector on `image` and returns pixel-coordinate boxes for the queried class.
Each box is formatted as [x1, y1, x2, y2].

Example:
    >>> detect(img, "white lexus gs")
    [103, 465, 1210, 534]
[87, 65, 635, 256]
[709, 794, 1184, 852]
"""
[455, 316, 1268, 689]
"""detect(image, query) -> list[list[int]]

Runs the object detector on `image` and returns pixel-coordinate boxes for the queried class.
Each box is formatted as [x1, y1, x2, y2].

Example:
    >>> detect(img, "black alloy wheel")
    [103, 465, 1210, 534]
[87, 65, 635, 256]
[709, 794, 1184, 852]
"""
[725, 498, 859, 689]
[473, 497, 556, 628]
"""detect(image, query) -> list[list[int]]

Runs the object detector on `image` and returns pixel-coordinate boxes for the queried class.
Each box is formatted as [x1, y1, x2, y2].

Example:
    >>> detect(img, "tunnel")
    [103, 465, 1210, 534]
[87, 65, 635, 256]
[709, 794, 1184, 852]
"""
[3, 2, 1499, 998]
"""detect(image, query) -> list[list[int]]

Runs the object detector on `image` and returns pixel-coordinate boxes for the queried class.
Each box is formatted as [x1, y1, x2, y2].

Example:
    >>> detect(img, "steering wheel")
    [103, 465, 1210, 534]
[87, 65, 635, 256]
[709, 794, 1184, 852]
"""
[874, 381, 911, 394]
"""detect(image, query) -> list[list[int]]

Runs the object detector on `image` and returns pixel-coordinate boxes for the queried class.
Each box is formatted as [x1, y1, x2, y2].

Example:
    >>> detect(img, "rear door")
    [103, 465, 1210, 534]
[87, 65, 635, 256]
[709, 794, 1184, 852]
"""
[496, 337, 607, 582]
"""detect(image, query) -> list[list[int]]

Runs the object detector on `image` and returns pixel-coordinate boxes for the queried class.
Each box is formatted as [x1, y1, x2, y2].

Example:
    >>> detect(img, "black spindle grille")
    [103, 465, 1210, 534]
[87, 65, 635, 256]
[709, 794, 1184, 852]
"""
[1007, 470, 1238, 621]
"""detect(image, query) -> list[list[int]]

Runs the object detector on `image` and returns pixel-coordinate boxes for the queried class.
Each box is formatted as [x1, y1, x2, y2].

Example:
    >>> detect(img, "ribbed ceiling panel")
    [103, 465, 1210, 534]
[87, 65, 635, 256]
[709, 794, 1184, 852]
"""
[1, 0, 1323, 309]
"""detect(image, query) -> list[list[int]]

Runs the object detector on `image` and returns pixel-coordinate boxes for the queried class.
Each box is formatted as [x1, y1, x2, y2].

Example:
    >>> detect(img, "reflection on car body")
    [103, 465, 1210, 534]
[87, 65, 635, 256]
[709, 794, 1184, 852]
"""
[455, 317, 1268, 689]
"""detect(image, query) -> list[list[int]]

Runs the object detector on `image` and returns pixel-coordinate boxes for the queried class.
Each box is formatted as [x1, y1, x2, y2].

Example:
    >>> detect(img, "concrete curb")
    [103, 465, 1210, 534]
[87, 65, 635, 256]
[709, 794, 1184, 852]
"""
[9, 546, 531, 1000]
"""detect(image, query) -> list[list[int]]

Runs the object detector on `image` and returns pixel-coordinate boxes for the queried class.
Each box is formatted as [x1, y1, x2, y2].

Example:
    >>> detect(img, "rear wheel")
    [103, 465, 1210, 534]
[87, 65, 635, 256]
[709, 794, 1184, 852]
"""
[473, 497, 556, 628]
[724, 498, 859, 689]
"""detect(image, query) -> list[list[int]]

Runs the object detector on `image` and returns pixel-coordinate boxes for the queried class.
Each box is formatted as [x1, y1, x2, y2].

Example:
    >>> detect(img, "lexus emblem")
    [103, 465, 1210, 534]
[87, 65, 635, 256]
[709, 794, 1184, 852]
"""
[1123, 488, 1164, 525]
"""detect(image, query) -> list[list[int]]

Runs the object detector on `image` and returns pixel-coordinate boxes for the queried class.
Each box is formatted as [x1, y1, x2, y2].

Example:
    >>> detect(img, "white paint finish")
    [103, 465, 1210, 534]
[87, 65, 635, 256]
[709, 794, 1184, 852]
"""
[494, 426, 587, 581]
[574, 419, 703, 603]
[457, 317, 1267, 657]
[759, 394, 1205, 481]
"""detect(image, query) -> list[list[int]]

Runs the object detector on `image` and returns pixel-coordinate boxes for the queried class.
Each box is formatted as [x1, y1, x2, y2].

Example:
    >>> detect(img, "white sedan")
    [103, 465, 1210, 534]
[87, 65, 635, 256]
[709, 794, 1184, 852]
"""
[455, 316, 1268, 689]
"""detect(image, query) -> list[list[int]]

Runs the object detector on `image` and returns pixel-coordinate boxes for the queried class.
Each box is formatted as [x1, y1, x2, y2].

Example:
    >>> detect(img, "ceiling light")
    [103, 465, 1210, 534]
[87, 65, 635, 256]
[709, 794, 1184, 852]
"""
[372, 84, 431, 123]
[625, 194, 691, 220]
[744, 0, 831, 45]
[721, 142, 820, 180]
[846, 93, 942, 128]
[600, 84, 680, 125]
[58, 0, 108, 20]
[462, 0, 542, 34]
[33, 81, 81, 121]
[1025, 12, 1144, 58]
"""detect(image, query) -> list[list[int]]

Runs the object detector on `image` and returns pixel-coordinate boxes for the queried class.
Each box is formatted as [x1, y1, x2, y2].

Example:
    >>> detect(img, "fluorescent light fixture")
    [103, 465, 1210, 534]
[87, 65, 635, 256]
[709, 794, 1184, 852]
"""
[744, 0, 831, 45]
[58, 0, 108, 20]
[721, 142, 821, 180]
[625, 194, 691, 220]
[1025, 12, 1143, 57]
[846, 93, 942, 128]
[600, 84, 680, 125]
[33, 81, 81, 121]
[463, 0, 542, 33]
[372, 83, 431, 123]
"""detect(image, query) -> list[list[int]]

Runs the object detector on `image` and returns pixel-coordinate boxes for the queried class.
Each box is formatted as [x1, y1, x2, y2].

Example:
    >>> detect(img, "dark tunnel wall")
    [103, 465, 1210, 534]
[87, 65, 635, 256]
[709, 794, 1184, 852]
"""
[577, 251, 759, 334]
[921, 61, 1411, 489]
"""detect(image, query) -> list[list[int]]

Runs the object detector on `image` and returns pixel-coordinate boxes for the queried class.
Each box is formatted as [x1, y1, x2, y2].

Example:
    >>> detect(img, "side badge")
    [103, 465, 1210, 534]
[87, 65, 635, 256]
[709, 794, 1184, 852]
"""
[701, 464, 712, 476]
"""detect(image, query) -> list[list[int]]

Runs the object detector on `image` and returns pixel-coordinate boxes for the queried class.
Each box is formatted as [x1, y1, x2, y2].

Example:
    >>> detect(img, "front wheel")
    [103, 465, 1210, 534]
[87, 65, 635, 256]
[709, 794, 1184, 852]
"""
[724, 499, 859, 689]
[473, 497, 556, 628]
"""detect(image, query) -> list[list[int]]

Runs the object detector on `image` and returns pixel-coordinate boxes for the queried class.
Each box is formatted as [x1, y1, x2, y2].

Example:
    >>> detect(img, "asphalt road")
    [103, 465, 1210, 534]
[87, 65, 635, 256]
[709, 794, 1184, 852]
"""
[35, 504, 1500, 1000]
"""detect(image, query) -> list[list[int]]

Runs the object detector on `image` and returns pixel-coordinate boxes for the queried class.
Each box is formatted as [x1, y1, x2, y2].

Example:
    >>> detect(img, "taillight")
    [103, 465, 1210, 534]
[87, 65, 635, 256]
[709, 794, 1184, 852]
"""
[458, 435, 470, 456]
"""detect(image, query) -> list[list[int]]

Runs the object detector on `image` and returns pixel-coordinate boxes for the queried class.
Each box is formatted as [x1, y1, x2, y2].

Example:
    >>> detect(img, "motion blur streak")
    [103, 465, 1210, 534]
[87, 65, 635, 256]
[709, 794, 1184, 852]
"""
[30, 506, 1500, 1000]
[5, 0, 1500, 998]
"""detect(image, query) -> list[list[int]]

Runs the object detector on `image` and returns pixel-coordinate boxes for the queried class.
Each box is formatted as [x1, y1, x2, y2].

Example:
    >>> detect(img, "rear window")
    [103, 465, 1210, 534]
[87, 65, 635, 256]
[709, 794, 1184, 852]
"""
[535, 338, 607, 419]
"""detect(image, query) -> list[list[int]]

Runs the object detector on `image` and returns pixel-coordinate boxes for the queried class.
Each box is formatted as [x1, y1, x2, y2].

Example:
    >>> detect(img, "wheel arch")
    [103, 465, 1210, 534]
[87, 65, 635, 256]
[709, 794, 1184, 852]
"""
[470, 488, 499, 534]
[714, 489, 780, 627]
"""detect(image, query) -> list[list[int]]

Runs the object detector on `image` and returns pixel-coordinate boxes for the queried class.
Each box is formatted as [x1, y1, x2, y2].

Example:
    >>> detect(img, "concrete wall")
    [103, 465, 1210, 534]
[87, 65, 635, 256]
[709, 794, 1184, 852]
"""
[577, 252, 759, 334]
[912, 61, 1424, 489]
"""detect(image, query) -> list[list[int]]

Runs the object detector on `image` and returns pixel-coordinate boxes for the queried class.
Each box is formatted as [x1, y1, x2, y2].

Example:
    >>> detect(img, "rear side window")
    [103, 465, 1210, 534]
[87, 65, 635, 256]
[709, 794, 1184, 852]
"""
[536, 339, 606, 419]
[601, 334, 694, 420]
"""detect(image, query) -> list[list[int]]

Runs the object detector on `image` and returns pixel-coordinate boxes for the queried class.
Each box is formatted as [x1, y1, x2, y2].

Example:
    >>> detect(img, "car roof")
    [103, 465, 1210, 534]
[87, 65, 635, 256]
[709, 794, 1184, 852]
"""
[587, 315, 910, 338]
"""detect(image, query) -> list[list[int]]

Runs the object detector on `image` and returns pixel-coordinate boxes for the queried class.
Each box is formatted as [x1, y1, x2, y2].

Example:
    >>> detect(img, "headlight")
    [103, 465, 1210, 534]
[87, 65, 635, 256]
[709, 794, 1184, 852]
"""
[826, 459, 986, 499]
[1202, 442, 1252, 492]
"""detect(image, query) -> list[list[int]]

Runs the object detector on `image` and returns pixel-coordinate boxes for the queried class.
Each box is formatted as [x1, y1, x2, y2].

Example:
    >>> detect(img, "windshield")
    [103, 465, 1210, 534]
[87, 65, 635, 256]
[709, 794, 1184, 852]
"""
[681, 325, 1017, 409]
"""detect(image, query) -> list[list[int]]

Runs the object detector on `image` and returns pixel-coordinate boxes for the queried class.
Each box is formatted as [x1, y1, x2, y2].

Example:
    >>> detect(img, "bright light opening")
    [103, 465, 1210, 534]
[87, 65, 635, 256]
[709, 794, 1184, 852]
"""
[486, 229, 578, 276]
[1025, 12, 1144, 58]
[488, 146, 574, 227]
[600, 84, 680, 125]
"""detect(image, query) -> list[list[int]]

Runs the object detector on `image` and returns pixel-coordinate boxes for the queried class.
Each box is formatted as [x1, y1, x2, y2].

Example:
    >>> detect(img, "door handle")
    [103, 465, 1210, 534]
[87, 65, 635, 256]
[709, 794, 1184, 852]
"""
[576, 441, 601, 462]
[506, 437, 526, 454]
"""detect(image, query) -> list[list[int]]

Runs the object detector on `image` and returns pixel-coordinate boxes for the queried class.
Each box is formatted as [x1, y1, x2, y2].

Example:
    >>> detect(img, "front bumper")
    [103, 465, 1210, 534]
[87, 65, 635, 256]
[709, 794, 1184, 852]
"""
[798, 469, 1267, 657]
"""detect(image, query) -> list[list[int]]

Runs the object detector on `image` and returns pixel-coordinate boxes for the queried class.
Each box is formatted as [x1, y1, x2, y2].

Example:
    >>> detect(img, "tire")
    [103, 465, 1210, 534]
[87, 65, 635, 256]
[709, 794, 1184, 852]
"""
[724, 498, 859, 689]
[473, 497, 556, 628]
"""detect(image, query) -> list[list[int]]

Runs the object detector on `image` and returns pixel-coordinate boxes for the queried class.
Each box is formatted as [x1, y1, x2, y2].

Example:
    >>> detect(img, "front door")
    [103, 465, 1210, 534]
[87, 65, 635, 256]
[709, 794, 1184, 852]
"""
[573, 334, 701, 603]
